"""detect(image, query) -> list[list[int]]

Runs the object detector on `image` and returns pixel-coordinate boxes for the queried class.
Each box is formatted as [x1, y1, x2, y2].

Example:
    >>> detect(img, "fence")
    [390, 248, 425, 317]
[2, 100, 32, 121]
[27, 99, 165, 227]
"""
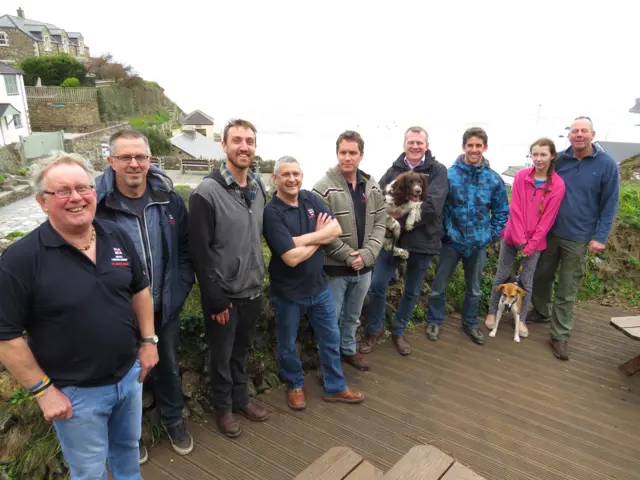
[22, 131, 65, 160]
[26, 87, 98, 104]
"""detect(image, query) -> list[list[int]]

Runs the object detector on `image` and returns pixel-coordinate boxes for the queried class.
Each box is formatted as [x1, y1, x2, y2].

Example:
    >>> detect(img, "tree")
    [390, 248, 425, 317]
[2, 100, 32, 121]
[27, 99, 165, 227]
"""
[134, 127, 171, 156]
[86, 53, 134, 81]
[20, 54, 87, 86]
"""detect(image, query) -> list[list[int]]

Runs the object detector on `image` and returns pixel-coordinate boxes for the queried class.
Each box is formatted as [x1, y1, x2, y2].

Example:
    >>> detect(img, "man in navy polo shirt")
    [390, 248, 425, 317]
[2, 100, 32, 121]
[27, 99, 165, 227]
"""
[263, 156, 365, 410]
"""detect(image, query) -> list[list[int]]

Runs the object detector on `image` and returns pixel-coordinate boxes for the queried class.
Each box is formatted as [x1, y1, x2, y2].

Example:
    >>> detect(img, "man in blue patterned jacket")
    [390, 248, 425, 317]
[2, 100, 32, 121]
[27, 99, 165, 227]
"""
[425, 127, 509, 345]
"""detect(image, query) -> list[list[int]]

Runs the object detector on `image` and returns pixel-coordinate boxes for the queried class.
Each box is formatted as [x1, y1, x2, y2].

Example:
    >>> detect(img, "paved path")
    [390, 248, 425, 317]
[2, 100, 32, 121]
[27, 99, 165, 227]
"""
[0, 194, 46, 238]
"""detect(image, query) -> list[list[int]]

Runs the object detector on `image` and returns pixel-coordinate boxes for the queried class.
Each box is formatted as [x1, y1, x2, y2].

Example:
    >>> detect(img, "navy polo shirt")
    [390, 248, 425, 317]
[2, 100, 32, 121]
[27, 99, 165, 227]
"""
[263, 190, 334, 301]
[0, 219, 149, 388]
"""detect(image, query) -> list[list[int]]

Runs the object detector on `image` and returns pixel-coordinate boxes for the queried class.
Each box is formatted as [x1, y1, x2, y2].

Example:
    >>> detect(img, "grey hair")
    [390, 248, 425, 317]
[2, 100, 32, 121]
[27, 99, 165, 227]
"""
[404, 126, 429, 142]
[572, 116, 595, 131]
[274, 155, 301, 175]
[32, 151, 95, 194]
[109, 129, 151, 156]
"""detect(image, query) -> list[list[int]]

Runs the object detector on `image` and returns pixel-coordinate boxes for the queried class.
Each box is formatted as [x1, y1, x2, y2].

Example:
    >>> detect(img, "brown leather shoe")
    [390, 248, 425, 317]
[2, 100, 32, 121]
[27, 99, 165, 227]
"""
[323, 388, 365, 404]
[215, 412, 242, 438]
[550, 339, 569, 361]
[343, 352, 370, 371]
[233, 400, 269, 422]
[359, 327, 384, 354]
[287, 388, 306, 410]
[392, 334, 411, 356]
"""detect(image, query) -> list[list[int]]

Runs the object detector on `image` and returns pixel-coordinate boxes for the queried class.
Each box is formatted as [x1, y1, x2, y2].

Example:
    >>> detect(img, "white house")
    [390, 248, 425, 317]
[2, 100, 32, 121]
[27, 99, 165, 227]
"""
[176, 109, 216, 138]
[0, 62, 29, 146]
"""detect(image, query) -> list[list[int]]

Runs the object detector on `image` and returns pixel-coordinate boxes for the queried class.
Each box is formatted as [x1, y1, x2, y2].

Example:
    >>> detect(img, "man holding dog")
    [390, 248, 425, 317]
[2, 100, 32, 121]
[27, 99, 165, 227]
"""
[362, 126, 448, 356]
[426, 127, 509, 345]
[312, 130, 387, 371]
[528, 116, 620, 360]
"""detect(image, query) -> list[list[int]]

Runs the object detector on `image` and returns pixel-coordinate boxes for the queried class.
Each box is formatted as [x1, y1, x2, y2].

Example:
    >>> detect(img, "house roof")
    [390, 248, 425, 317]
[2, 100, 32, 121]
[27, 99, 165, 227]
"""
[0, 62, 23, 75]
[630, 98, 640, 115]
[170, 131, 226, 159]
[0, 103, 21, 117]
[0, 14, 83, 43]
[596, 141, 640, 164]
[181, 109, 214, 126]
[501, 165, 527, 178]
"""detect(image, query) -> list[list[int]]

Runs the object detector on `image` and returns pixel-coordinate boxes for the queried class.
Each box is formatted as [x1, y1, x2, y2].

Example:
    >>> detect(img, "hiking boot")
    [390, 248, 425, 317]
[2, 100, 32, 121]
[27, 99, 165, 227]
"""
[359, 327, 384, 354]
[392, 334, 411, 355]
[233, 400, 269, 422]
[550, 339, 569, 361]
[139, 441, 148, 465]
[463, 325, 485, 345]
[166, 421, 194, 455]
[527, 309, 550, 323]
[215, 412, 242, 438]
[426, 323, 440, 341]
[343, 352, 370, 371]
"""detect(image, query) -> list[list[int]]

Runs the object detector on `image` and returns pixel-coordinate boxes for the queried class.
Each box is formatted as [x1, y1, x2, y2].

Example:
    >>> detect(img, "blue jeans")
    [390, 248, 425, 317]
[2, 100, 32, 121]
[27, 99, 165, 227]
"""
[367, 249, 434, 337]
[272, 288, 347, 396]
[427, 242, 487, 328]
[53, 359, 143, 480]
[327, 272, 372, 356]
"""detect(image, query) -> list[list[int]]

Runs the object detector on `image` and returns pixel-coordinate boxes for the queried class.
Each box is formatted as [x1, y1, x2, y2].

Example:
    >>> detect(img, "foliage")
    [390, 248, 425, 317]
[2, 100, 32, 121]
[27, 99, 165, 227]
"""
[20, 54, 87, 86]
[145, 81, 163, 90]
[132, 126, 171, 156]
[128, 110, 170, 129]
[0, 175, 5, 184]
[174, 185, 193, 208]
[85, 53, 134, 81]
[60, 77, 80, 88]
[5, 231, 27, 239]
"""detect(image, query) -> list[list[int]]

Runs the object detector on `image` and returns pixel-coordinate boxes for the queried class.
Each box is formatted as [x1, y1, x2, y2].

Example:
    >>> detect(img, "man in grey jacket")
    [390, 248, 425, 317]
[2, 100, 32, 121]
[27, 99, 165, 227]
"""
[312, 130, 386, 370]
[188, 119, 269, 438]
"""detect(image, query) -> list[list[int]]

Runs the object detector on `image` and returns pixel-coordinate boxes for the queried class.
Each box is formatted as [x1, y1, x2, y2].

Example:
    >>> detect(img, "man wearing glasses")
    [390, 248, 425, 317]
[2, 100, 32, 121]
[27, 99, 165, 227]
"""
[95, 130, 195, 463]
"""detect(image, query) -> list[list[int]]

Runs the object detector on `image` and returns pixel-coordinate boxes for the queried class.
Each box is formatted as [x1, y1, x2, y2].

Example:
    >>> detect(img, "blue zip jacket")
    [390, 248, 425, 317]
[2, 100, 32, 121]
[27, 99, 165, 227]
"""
[443, 155, 509, 257]
[95, 165, 194, 326]
[550, 143, 619, 244]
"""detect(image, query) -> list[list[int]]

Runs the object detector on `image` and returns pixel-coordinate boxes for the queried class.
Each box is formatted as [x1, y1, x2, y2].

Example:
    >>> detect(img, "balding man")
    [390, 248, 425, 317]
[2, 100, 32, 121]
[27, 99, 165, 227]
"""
[528, 117, 620, 360]
[0, 152, 158, 479]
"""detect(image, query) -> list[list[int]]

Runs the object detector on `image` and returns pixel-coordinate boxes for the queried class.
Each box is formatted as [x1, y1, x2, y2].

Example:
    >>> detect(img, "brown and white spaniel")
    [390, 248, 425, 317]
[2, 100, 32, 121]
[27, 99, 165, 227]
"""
[382, 171, 428, 258]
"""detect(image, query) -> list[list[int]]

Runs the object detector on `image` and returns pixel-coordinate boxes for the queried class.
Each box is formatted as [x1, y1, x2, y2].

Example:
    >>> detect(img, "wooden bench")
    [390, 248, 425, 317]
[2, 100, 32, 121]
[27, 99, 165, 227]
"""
[610, 316, 640, 375]
[179, 158, 212, 174]
[295, 446, 484, 480]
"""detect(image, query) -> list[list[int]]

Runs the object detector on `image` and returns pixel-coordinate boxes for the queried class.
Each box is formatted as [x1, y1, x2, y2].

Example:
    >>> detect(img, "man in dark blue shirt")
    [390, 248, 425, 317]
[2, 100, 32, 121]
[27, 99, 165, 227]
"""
[528, 116, 620, 361]
[263, 156, 365, 410]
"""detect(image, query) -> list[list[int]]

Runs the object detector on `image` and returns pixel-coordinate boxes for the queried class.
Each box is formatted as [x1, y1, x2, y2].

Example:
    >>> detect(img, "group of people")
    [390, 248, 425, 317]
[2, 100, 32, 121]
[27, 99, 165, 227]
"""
[0, 115, 619, 479]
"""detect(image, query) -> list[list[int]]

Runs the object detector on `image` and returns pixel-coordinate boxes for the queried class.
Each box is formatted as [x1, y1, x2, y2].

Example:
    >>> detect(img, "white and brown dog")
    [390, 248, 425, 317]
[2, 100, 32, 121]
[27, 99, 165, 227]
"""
[490, 280, 527, 343]
[382, 171, 427, 259]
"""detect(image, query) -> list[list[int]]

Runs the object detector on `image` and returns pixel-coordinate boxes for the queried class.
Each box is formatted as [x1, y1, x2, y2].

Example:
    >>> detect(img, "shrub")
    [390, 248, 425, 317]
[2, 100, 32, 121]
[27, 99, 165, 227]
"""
[60, 77, 80, 87]
[0, 175, 5, 184]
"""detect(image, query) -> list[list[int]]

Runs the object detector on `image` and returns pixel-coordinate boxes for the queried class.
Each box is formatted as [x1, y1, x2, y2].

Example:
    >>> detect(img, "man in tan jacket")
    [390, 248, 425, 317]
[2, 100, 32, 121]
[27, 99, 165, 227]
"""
[312, 130, 387, 370]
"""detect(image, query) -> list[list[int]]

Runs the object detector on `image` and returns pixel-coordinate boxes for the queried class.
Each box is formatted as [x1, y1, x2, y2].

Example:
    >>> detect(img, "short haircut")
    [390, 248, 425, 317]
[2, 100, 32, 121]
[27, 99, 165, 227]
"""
[572, 116, 594, 131]
[336, 130, 364, 154]
[32, 151, 95, 194]
[109, 129, 151, 156]
[462, 127, 488, 147]
[404, 126, 429, 142]
[274, 155, 300, 175]
[223, 119, 257, 143]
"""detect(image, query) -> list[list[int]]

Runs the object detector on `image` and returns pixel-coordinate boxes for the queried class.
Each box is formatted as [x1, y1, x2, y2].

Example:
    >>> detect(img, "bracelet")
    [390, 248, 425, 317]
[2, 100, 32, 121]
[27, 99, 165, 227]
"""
[31, 380, 53, 398]
[28, 375, 50, 392]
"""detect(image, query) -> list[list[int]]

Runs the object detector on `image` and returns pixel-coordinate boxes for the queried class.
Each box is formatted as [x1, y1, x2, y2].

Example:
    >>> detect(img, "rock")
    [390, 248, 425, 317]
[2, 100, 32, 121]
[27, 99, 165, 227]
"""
[181, 406, 190, 419]
[46, 457, 66, 479]
[199, 397, 214, 414]
[186, 399, 204, 417]
[0, 405, 16, 434]
[181, 371, 201, 398]
[255, 378, 269, 394]
[0, 370, 20, 401]
[142, 391, 154, 409]
[264, 372, 280, 389]
[248, 381, 257, 398]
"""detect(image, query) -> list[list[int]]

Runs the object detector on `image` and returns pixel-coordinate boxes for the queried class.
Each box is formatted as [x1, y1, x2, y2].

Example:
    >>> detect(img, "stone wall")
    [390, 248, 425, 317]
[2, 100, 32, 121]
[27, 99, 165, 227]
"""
[0, 29, 36, 66]
[64, 122, 130, 170]
[29, 101, 102, 133]
[0, 144, 25, 173]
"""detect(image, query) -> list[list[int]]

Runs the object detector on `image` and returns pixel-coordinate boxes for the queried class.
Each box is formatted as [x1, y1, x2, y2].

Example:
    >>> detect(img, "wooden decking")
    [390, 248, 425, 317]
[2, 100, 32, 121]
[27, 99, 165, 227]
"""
[142, 303, 640, 479]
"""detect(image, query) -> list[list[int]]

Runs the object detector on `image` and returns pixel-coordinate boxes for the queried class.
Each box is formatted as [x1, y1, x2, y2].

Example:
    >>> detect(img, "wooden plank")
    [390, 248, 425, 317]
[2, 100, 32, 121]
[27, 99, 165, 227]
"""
[295, 446, 363, 480]
[610, 316, 640, 329]
[441, 462, 486, 480]
[383, 445, 453, 480]
[345, 460, 384, 479]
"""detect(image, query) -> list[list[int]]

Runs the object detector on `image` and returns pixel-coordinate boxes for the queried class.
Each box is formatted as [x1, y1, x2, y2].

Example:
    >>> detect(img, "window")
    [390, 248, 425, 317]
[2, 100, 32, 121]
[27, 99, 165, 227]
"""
[44, 35, 51, 52]
[62, 36, 69, 53]
[4, 75, 18, 95]
[0, 31, 8, 46]
[13, 114, 22, 129]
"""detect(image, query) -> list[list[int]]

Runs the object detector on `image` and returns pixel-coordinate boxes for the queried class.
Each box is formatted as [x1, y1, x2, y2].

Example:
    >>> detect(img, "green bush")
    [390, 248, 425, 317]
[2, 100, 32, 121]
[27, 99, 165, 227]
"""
[0, 175, 5, 184]
[20, 54, 87, 86]
[133, 126, 171, 156]
[174, 185, 193, 208]
[60, 77, 80, 87]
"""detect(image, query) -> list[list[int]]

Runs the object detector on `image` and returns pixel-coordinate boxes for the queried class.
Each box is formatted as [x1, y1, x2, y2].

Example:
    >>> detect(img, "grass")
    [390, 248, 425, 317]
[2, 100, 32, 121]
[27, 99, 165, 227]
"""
[127, 109, 170, 129]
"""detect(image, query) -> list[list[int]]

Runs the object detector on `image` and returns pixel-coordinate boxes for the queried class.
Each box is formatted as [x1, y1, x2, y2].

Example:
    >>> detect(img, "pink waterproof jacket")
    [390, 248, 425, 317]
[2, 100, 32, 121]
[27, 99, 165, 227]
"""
[501, 167, 566, 256]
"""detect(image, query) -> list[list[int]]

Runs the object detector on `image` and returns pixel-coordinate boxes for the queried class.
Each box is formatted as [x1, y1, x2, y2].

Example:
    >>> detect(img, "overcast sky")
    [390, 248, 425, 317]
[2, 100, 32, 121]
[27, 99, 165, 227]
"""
[5, 0, 640, 182]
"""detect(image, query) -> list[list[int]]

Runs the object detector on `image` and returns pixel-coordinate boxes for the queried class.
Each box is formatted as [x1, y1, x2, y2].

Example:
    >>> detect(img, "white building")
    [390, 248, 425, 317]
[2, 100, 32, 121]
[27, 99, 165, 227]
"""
[0, 62, 29, 146]
[176, 109, 216, 138]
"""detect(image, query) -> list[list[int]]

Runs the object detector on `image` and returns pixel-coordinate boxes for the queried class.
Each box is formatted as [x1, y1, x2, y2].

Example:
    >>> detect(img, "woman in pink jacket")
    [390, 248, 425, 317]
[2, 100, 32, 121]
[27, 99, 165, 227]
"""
[484, 138, 566, 337]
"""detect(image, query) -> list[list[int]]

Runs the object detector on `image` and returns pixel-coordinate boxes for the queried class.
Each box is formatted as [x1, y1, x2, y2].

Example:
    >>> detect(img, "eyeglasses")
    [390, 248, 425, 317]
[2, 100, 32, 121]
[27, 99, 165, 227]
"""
[43, 184, 95, 199]
[112, 155, 151, 164]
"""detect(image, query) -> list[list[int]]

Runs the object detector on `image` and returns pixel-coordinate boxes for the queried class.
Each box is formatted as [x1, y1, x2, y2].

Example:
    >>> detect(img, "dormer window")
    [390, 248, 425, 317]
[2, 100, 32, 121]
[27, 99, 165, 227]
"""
[0, 31, 8, 46]
[62, 36, 69, 53]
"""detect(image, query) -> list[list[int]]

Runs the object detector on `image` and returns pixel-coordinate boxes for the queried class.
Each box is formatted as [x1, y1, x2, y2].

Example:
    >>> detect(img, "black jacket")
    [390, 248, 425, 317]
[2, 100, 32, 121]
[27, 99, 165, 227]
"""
[379, 151, 449, 255]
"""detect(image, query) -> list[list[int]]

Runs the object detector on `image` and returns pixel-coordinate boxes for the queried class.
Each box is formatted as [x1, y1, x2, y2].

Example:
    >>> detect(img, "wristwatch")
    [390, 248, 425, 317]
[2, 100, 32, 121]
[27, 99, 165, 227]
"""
[141, 335, 159, 344]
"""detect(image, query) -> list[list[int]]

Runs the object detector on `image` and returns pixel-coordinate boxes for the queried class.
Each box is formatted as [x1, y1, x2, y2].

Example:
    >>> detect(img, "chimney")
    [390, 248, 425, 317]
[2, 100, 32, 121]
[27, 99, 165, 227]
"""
[17, 8, 25, 19]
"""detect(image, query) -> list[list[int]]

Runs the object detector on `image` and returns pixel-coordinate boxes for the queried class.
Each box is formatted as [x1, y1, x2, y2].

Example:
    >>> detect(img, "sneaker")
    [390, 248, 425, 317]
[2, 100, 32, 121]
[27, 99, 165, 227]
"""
[463, 325, 485, 345]
[426, 324, 440, 341]
[139, 441, 148, 465]
[166, 421, 194, 455]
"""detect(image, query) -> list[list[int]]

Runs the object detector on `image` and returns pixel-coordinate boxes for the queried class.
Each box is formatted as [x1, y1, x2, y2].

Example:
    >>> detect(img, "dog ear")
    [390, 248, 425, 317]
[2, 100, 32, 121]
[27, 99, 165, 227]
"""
[517, 287, 527, 296]
[494, 284, 506, 293]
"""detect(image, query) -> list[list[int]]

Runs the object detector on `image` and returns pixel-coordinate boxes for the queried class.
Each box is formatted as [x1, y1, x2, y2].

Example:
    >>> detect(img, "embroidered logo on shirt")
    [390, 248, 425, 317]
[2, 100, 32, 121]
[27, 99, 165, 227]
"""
[168, 214, 175, 225]
[307, 208, 315, 219]
[111, 247, 130, 267]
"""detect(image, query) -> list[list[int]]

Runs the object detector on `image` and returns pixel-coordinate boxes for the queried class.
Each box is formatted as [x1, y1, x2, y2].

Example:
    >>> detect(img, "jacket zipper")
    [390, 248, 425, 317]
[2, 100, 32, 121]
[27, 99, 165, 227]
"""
[141, 199, 169, 310]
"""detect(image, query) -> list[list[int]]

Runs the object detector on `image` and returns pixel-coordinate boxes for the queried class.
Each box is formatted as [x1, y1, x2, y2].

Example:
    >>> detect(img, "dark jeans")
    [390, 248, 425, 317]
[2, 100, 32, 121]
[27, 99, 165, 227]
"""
[272, 288, 347, 396]
[427, 242, 487, 328]
[367, 248, 434, 337]
[204, 296, 261, 415]
[151, 311, 184, 428]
